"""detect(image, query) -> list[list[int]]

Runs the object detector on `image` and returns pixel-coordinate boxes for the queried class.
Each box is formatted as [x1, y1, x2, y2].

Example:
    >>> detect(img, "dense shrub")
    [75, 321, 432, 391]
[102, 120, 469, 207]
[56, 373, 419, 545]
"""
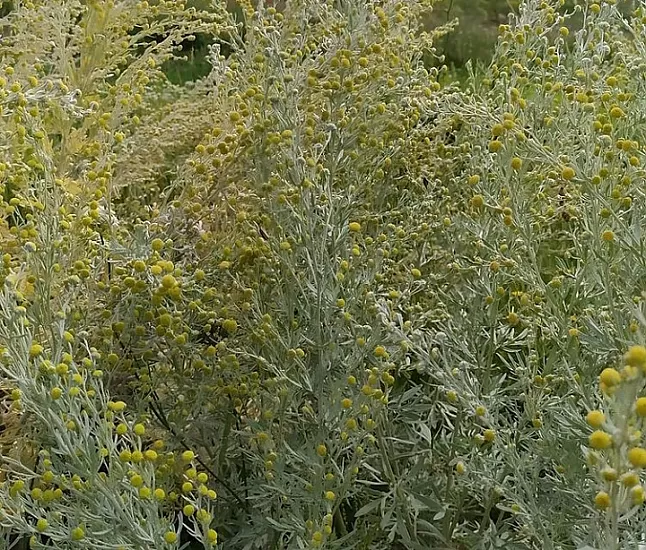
[4, 0, 646, 549]
[0, 1, 225, 548]
[437, 0, 646, 547]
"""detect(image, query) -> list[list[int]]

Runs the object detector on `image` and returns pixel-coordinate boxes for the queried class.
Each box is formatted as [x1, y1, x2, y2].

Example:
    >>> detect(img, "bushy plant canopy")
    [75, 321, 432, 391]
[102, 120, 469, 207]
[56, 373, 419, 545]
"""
[3, 1, 646, 549]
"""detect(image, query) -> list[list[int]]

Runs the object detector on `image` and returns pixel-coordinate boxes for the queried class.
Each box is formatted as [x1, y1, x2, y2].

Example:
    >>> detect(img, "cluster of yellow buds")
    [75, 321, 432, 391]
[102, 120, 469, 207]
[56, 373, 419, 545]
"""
[586, 346, 646, 514]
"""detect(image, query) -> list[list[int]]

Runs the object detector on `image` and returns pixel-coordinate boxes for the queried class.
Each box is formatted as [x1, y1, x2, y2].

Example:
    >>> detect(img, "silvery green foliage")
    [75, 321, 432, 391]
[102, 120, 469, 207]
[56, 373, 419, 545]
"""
[8, 0, 646, 549]
[0, 0, 222, 548]
[432, 0, 646, 548]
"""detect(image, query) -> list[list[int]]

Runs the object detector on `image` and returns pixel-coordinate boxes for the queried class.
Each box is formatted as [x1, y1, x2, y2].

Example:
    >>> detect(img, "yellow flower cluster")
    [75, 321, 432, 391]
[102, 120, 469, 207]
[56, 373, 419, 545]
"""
[586, 347, 646, 515]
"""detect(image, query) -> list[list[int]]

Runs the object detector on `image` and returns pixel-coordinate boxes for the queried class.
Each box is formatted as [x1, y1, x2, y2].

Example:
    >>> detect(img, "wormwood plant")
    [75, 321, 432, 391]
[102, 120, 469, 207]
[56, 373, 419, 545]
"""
[0, 0, 225, 548]
[0, 0, 461, 547]
[96, 1, 461, 548]
[431, 0, 646, 547]
[9, 0, 646, 549]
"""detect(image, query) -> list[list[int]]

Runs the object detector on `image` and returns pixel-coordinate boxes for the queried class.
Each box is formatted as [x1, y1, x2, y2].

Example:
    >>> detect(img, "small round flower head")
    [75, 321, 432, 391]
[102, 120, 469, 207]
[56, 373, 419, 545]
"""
[595, 491, 610, 509]
[471, 194, 484, 208]
[161, 274, 177, 289]
[130, 475, 143, 488]
[629, 447, 646, 468]
[610, 106, 625, 118]
[197, 509, 211, 523]
[561, 166, 575, 180]
[626, 346, 646, 368]
[622, 471, 640, 487]
[492, 124, 504, 137]
[374, 346, 388, 358]
[108, 401, 127, 412]
[599, 368, 621, 387]
[636, 398, 646, 417]
[589, 430, 612, 450]
[586, 410, 605, 428]
[507, 312, 519, 326]
[631, 485, 645, 506]
[181, 450, 195, 462]
[144, 450, 158, 461]
[489, 140, 502, 153]
[29, 343, 44, 358]
[36, 518, 48, 532]
[183, 504, 195, 516]
[222, 319, 238, 334]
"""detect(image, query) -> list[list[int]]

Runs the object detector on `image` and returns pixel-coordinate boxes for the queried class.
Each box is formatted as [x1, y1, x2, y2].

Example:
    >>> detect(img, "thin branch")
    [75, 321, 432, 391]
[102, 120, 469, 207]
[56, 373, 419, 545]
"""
[146, 394, 247, 509]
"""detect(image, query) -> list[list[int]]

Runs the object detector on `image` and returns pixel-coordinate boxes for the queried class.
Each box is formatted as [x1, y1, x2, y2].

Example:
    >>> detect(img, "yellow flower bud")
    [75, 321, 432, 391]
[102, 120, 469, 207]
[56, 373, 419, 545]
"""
[628, 447, 646, 468]
[599, 368, 621, 387]
[589, 430, 612, 450]
[586, 410, 605, 428]
[595, 491, 610, 509]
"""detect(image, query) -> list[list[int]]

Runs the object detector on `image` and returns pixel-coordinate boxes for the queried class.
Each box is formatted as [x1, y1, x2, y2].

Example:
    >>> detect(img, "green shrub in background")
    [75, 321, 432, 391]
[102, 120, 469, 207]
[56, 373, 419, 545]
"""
[4, 1, 646, 550]
[430, 0, 514, 67]
[428, 0, 609, 69]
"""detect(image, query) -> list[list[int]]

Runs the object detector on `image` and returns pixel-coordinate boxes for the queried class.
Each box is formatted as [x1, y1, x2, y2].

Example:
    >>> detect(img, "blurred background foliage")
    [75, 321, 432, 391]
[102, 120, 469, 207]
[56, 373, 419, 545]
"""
[161, 0, 522, 84]
[0, 0, 586, 82]
[429, 0, 519, 68]
[167, 0, 585, 82]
